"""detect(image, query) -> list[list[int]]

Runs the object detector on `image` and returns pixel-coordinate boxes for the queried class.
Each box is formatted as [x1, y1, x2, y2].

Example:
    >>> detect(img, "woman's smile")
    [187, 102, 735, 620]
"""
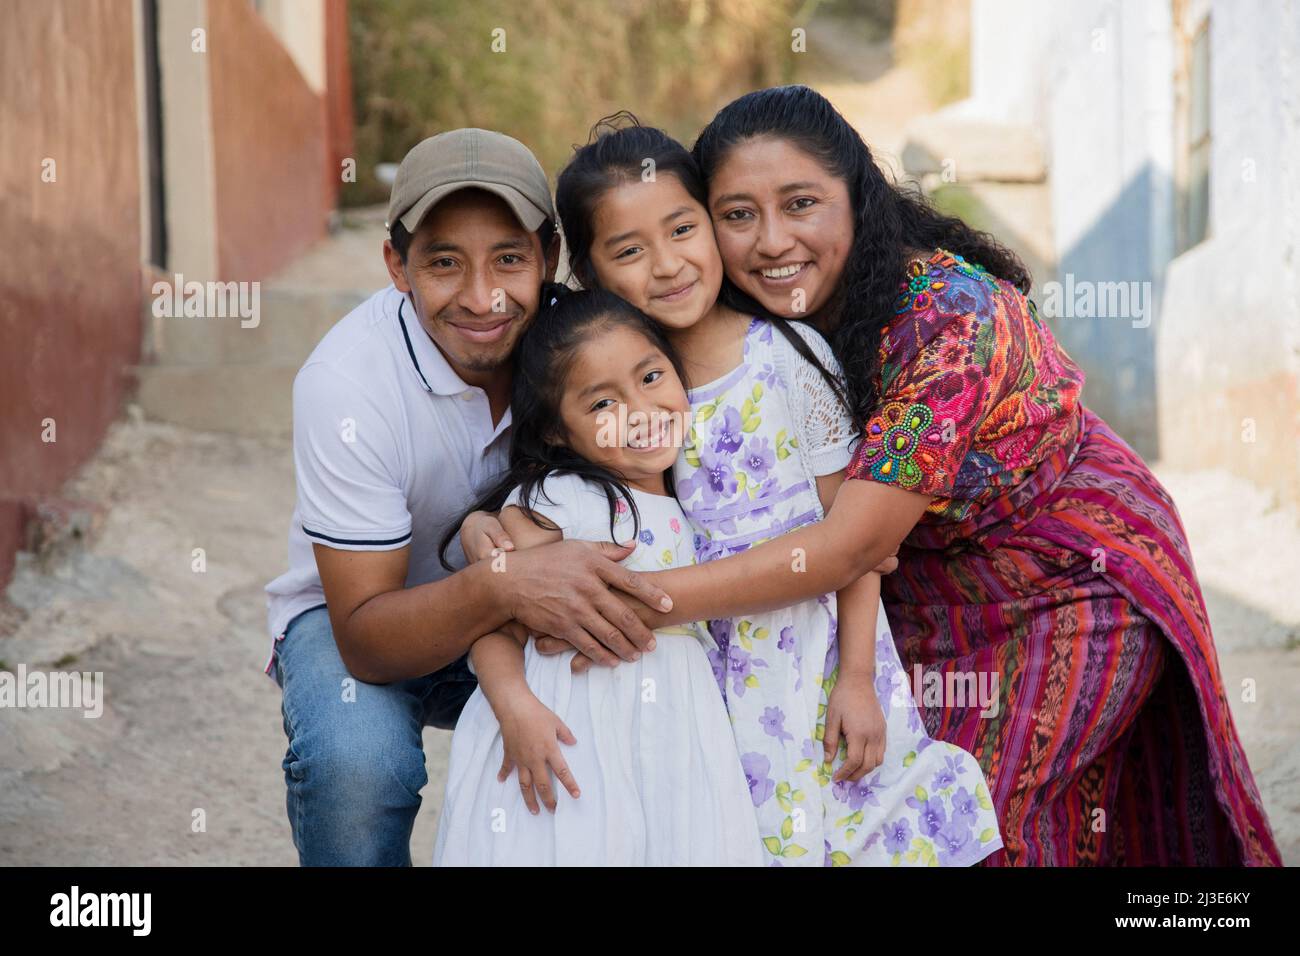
[754, 261, 812, 288]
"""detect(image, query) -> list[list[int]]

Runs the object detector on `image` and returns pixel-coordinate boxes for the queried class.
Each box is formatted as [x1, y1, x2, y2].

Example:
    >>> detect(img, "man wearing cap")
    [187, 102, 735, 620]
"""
[263, 129, 670, 866]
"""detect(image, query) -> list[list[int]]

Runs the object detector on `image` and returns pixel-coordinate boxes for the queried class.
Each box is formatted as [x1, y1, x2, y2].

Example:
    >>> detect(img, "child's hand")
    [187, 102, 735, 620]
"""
[824, 671, 887, 783]
[460, 510, 512, 564]
[496, 694, 581, 814]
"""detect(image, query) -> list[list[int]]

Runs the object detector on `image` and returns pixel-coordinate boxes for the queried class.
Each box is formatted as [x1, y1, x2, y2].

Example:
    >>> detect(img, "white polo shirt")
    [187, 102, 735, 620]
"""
[263, 284, 512, 679]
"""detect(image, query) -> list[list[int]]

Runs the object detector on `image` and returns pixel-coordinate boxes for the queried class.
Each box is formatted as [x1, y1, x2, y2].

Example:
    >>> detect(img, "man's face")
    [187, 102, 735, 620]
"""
[383, 189, 558, 376]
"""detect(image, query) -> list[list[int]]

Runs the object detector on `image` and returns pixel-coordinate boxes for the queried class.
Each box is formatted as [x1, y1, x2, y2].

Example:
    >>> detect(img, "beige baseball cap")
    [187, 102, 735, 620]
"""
[386, 128, 555, 235]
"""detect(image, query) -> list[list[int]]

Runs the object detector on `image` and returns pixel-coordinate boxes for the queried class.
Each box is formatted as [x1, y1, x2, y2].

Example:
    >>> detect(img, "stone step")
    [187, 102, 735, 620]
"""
[132, 363, 297, 436]
[133, 217, 390, 437]
[149, 285, 368, 368]
[902, 113, 1046, 183]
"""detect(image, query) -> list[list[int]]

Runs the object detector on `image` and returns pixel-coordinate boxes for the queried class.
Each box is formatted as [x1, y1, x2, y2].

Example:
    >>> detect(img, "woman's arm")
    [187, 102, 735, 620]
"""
[643, 478, 931, 627]
[549, 478, 928, 670]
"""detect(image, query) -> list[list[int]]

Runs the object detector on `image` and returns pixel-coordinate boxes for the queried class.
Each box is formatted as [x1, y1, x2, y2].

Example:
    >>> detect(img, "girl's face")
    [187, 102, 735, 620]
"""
[707, 135, 854, 322]
[588, 174, 724, 332]
[555, 323, 690, 485]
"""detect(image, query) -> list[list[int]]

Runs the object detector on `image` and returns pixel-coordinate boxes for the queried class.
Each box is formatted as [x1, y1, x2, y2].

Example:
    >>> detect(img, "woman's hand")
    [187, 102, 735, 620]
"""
[496, 694, 581, 814]
[460, 510, 513, 565]
[824, 671, 887, 783]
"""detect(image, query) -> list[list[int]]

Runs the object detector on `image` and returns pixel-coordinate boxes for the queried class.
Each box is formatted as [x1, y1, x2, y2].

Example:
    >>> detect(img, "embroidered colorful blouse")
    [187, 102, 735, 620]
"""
[847, 249, 1084, 524]
[838, 248, 1283, 866]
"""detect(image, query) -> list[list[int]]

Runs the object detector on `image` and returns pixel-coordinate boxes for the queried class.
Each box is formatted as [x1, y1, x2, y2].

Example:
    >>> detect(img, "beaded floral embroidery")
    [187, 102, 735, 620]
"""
[895, 259, 947, 314]
[944, 250, 1002, 293]
[851, 247, 1086, 520]
[854, 400, 948, 488]
[895, 249, 1000, 315]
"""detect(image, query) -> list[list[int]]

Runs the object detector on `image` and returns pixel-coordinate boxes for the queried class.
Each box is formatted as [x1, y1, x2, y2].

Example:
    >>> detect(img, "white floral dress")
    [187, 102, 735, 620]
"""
[433, 474, 763, 866]
[674, 318, 1003, 866]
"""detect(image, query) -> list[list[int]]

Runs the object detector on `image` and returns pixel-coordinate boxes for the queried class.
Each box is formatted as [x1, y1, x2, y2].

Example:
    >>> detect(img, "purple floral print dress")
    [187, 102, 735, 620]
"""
[674, 317, 1003, 866]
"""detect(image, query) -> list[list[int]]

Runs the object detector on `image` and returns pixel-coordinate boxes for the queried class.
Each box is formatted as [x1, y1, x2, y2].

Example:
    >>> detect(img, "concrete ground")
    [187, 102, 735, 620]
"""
[0, 413, 1296, 866]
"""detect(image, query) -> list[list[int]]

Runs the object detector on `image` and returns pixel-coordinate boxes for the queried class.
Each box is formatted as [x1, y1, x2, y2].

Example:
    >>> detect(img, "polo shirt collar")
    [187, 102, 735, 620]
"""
[396, 293, 475, 396]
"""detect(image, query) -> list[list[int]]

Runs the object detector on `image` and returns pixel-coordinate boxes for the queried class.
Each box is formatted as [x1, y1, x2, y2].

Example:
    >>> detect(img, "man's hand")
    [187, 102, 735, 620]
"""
[495, 538, 672, 668]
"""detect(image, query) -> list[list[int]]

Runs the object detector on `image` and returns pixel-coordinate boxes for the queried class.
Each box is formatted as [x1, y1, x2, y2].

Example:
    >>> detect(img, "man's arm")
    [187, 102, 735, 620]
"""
[316, 542, 495, 683]
[316, 535, 672, 684]
[293, 356, 674, 683]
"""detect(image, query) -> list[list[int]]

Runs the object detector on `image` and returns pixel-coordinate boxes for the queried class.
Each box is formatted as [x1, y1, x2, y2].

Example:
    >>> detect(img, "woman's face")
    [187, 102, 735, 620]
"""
[587, 174, 724, 332]
[707, 136, 855, 323]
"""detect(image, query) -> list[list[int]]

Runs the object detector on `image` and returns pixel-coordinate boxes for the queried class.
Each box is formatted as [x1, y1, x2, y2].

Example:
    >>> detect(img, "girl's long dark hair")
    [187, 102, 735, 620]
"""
[693, 84, 1031, 429]
[438, 285, 686, 570]
[556, 111, 850, 417]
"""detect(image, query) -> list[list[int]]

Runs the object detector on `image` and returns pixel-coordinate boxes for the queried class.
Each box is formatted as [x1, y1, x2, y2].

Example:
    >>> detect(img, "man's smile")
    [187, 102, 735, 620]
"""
[446, 315, 515, 344]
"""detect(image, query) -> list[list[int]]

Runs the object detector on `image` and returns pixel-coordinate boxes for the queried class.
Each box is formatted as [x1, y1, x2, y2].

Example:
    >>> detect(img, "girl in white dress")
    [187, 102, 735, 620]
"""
[432, 287, 762, 866]
[548, 117, 1003, 865]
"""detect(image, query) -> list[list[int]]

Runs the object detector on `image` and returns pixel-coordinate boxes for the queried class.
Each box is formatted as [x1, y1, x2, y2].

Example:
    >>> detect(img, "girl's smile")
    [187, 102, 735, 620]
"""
[651, 278, 700, 304]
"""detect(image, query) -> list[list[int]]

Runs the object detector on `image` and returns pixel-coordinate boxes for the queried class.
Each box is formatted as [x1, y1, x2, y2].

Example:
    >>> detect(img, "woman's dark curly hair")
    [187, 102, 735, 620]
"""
[693, 84, 1031, 429]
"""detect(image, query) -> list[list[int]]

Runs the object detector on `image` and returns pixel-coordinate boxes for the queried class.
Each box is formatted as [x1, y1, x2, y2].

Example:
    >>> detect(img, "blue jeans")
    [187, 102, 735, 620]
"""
[274, 605, 477, 866]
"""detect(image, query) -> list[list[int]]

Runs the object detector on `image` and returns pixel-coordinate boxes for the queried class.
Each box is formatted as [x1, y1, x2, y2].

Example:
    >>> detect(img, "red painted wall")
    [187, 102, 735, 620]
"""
[0, 0, 143, 586]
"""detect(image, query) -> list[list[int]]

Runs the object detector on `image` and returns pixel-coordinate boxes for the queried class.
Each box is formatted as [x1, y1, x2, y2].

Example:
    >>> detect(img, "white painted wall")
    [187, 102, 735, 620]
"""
[960, 0, 1299, 501]
[1156, 0, 1300, 503]
[157, 0, 218, 280]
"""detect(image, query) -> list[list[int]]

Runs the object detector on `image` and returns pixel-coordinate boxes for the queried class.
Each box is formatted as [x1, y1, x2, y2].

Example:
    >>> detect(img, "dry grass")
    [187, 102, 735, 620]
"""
[346, 0, 805, 204]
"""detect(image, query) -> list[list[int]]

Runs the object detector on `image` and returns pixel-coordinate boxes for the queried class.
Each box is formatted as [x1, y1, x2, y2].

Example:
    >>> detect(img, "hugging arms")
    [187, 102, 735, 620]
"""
[457, 472, 926, 675]
[312, 468, 920, 686]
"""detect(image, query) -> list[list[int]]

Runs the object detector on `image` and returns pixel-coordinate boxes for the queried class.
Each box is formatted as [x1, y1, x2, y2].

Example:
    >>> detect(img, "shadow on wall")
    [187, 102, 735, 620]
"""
[1048, 163, 1162, 461]
[932, 164, 1163, 460]
[929, 156, 1172, 462]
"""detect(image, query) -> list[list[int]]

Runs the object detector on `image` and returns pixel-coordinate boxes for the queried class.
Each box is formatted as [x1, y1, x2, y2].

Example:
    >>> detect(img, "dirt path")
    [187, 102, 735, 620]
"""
[0, 418, 450, 865]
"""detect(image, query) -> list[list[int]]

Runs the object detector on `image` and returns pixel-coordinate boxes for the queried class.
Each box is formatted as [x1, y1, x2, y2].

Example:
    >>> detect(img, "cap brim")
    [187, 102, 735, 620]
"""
[397, 181, 549, 234]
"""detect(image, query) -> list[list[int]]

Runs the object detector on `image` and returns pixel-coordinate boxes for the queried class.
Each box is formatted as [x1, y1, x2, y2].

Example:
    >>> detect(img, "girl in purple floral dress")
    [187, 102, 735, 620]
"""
[553, 118, 1002, 865]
